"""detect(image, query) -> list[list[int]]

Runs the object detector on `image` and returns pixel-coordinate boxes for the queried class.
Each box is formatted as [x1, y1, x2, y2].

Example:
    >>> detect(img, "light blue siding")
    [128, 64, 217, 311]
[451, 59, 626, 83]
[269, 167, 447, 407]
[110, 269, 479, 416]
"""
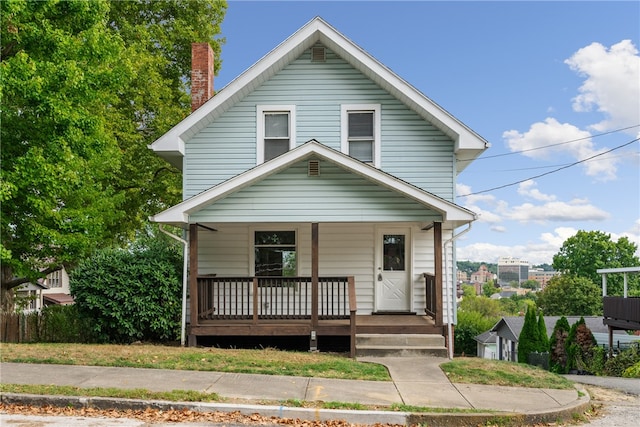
[184, 46, 456, 200]
[189, 160, 443, 224]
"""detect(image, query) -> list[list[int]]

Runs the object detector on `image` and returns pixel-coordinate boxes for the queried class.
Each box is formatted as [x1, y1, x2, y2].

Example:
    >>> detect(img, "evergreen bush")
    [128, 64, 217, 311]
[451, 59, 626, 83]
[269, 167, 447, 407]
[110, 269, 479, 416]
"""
[549, 316, 571, 373]
[517, 305, 539, 363]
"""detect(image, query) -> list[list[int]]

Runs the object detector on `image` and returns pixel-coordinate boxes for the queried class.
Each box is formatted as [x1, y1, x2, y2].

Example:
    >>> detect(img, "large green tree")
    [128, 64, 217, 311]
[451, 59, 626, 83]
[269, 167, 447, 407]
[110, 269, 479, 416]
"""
[552, 230, 639, 296]
[1, 0, 226, 306]
[537, 275, 603, 315]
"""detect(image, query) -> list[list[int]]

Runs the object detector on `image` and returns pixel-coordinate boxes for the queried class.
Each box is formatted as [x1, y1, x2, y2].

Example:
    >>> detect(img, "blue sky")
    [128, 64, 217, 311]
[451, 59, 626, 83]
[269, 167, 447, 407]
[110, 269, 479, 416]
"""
[214, 1, 640, 265]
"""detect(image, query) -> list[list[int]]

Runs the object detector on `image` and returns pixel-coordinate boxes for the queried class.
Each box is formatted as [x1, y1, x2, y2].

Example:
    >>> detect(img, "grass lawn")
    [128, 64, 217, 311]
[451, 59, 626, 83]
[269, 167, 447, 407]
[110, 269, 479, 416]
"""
[1, 343, 574, 389]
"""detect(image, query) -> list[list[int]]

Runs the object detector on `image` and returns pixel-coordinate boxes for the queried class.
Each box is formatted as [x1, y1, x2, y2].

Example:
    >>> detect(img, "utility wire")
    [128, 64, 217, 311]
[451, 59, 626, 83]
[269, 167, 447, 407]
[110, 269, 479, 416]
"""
[460, 124, 640, 162]
[459, 137, 640, 197]
[466, 151, 635, 173]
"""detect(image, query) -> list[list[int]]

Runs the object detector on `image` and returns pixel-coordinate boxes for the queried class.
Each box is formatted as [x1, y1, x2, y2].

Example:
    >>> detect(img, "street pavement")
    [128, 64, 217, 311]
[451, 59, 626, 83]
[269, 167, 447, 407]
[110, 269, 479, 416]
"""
[0, 357, 599, 426]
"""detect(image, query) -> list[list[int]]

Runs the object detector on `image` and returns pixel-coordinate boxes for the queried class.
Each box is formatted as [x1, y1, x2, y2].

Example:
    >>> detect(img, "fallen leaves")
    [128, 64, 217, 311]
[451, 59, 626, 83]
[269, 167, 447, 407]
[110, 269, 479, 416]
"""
[0, 403, 403, 426]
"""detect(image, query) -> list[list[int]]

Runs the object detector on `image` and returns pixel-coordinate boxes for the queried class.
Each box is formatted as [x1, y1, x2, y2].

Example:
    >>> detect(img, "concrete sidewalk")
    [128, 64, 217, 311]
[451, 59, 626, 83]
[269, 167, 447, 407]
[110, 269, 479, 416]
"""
[1, 358, 591, 426]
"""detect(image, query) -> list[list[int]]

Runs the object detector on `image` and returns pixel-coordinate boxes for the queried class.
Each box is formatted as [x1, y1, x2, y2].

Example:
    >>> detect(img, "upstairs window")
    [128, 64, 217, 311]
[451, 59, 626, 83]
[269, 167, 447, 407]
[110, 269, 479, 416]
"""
[257, 105, 296, 164]
[341, 104, 381, 167]
[254, 231, 297, 277]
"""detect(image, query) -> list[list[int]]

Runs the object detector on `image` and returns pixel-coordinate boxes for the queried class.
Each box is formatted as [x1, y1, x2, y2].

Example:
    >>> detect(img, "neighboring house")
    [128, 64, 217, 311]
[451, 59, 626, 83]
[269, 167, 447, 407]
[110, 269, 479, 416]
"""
[14, 268, 74, 313]
[474, 330, 497, 359]
[149, 18, 488, 355]
[487, 316, 634, 362]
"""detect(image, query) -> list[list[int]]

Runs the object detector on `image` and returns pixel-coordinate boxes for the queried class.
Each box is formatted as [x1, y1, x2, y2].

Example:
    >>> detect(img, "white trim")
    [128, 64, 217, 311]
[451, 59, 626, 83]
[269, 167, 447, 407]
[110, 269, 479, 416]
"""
[149, 141, 477, 225]
[340, 104, 381, 168]
[148, 17, 488, 172]
[256, 105, 297, 164]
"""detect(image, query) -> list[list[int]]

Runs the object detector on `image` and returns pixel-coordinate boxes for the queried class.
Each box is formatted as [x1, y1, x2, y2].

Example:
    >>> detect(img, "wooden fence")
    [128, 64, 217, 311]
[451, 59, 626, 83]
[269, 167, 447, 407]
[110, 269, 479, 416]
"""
[1, 312, 40, 343]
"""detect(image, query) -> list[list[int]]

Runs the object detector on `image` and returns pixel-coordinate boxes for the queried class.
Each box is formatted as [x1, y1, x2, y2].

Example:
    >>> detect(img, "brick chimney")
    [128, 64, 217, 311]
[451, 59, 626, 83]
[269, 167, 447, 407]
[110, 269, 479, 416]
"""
[191, 42, 214, 112]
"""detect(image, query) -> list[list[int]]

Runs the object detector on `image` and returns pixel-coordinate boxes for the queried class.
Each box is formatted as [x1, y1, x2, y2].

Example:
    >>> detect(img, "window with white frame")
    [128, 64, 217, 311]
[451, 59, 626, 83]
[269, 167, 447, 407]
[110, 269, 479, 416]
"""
[257, 105, 296, 164]
[341, 104, 381, 166]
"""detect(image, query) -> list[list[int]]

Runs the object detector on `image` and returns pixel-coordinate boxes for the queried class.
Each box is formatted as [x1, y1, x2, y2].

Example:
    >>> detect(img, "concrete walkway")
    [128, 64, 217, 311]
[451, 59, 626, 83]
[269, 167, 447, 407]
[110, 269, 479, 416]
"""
[1, 358, 592, 426]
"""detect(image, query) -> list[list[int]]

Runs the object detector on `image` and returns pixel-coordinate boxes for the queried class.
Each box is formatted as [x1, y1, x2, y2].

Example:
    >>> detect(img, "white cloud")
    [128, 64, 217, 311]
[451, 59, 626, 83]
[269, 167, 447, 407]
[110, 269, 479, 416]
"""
[506, 199, 610, 223]
[491, 225, 507, 233]
[457, 183, 504, 224]
[517, 180, 556, 202]
[457, 227, 575, 265]
[565, 40, 640, 134]
[503, 118, 618, 180]
[501, 39, 640, 182]
[457, 222, 639, 266]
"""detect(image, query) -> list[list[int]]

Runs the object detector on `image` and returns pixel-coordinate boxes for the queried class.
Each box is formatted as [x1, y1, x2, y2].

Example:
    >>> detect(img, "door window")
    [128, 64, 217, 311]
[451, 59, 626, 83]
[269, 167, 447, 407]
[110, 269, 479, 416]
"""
[383, 234, 405, 271]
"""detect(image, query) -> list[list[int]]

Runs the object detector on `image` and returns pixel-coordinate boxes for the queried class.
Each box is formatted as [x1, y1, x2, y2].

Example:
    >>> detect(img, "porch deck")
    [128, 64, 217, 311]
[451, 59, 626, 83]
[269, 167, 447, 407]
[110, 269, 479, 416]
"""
[189, 275, 443, 356]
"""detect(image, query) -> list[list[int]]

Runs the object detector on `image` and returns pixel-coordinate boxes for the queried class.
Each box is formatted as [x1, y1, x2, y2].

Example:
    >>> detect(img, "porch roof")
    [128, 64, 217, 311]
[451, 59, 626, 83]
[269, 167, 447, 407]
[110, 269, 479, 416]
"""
[150, 140, 477, 228]
[149, 17, 488, 172]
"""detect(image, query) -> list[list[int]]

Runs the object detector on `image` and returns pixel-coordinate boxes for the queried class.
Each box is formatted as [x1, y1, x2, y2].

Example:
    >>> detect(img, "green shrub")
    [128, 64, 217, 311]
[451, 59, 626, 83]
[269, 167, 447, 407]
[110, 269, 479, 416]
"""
[70, 236, 183, 343]
[455, 310, 498, 356]
[582, 345, 606, 376]
[40, 305, 96, 343]
[622, 361, 640, 378]
[604, 346, 640, 377]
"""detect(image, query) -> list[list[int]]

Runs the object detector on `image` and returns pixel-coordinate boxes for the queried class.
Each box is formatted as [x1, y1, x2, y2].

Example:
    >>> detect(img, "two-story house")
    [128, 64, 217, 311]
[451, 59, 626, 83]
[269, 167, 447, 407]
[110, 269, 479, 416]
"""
[149, 18, 488, 356]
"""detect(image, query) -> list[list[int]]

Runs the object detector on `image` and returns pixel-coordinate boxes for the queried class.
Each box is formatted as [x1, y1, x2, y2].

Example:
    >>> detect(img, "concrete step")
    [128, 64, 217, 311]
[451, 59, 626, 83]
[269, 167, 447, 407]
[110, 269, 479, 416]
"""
[355, 334, 447, 357]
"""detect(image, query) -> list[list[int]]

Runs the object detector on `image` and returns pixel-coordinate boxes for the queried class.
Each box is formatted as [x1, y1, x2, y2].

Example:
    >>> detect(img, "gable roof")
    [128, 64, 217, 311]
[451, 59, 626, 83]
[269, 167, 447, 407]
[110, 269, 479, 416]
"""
[150, 140, 476, 227]
[490, 316, 616, 343]
[149, 17, 488, 172]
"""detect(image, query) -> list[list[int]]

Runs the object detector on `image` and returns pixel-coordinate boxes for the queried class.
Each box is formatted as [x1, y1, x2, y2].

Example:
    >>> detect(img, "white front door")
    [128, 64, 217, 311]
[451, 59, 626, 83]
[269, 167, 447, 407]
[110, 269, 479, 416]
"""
[375, 229, 411, 312]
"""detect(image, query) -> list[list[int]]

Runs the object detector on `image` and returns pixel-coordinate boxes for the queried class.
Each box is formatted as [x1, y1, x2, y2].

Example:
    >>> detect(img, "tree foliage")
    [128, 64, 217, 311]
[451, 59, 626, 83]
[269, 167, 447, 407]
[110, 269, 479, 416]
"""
[565, 317, 597, 373]
[455, 310, 499, 356]
[552, 230, 639, 296]
[518, 306, 550, 365]
[459, 294, 503, 318]
[549, 316, 571, 373]
[70, 234, 183, 343]
[517, 306, 538, 363]
[537, 275, 602, 315]
[1, 0, 226, 305]
[537, 311, 548, 351]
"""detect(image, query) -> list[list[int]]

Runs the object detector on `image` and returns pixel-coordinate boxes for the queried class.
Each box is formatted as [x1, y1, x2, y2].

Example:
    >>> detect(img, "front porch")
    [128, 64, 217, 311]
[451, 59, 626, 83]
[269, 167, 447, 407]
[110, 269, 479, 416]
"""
[189, 274, 445, 356]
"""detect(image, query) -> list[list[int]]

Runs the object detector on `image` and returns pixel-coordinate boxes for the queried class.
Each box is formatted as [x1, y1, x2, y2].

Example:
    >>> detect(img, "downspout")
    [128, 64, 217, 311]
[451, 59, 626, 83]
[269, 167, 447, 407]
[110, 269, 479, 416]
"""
[159, 224, 189, 347]
[443, 223, 472, 359]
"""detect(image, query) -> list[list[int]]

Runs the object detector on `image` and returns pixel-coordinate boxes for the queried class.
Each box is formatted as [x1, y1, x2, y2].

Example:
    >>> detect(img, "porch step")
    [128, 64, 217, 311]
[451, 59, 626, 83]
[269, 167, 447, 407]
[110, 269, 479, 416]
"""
[355, 333, 447, 357]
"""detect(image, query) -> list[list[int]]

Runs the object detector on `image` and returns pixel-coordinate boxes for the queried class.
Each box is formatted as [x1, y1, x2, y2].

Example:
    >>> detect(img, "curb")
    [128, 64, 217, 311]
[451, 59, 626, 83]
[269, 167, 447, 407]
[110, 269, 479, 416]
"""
[1, 389, 591, 427]
[408, 385, 592, 427]
[1, 393, 408, 426]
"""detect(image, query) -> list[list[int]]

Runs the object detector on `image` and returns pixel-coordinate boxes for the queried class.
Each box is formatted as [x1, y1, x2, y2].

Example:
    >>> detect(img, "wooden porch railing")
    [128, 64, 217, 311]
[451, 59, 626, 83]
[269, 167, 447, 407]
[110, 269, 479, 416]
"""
[603, 296, 640, 329]
[197, 276, 354, 321]
[423, 272, 436, 320]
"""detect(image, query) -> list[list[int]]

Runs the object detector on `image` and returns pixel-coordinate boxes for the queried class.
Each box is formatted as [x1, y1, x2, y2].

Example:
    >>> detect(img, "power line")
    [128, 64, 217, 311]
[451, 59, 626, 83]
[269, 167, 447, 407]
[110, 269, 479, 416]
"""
[458, 137, 640, 197]
[461, 124, 640, 162]
[464, 151, 636, 173]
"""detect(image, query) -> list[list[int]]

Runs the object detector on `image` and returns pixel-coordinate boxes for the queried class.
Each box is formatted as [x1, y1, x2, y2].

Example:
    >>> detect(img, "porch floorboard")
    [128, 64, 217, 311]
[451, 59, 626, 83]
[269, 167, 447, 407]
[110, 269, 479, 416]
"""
[190, 315, 441, 337]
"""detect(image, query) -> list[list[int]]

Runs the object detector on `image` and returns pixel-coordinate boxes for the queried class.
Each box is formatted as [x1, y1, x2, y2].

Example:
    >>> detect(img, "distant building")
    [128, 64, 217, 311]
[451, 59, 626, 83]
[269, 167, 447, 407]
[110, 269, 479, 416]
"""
[497, 257, 530, 287]
[457, 270, 468, 283]
[528, 268, 559, 289]
[470, 264, 493, 284]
